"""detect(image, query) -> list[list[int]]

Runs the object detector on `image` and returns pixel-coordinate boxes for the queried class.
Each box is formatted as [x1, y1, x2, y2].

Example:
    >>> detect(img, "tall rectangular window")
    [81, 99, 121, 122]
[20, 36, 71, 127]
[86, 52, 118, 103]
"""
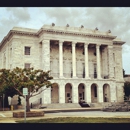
[25, 47, 30, 55]
[94, 63, 97, 78]
[24, 63, 30, 69]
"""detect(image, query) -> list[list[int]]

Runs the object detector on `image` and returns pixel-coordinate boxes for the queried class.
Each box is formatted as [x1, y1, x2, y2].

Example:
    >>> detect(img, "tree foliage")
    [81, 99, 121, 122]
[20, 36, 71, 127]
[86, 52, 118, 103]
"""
[124, 82, 130, 98]
[0, 67, 53, 111]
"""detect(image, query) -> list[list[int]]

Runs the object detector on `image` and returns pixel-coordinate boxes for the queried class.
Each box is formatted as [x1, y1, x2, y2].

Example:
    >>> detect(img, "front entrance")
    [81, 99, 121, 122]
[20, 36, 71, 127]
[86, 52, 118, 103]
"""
[91, 83, 98, 103]
[78, 83, 85, 102]
[65, 83, 72, 103]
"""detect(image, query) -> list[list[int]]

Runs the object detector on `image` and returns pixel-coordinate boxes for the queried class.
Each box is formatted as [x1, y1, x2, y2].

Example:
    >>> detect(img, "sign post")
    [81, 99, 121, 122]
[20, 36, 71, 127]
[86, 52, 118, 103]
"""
[23, 88, 28, 123]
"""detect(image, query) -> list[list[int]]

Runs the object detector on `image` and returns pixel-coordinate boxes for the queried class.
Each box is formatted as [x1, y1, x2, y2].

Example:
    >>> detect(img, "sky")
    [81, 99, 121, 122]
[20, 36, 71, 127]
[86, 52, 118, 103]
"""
[0, 7, 129, 74]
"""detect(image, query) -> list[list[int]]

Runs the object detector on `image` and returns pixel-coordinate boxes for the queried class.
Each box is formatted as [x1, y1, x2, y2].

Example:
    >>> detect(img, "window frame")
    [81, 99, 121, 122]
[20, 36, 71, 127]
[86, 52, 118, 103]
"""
[24, 46, 31, 55]
[24, 63, 31, 69]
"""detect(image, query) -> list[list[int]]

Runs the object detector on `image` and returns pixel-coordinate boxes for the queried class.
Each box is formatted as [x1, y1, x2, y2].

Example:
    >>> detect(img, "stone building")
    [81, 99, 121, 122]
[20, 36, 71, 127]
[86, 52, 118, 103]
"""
[0, 24, 125, 107]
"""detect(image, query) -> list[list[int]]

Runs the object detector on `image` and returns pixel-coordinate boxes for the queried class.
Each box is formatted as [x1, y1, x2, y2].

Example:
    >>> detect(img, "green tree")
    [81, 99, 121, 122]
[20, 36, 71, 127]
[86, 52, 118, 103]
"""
[0, 67, 53, 112]
[124, 82, 130, 100]
[0, 82, 18, 108]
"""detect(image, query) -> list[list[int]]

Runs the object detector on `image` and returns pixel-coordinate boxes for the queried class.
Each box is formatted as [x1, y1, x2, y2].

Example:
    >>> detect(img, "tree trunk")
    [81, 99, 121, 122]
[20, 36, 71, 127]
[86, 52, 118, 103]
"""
[26, 96, 30, 112]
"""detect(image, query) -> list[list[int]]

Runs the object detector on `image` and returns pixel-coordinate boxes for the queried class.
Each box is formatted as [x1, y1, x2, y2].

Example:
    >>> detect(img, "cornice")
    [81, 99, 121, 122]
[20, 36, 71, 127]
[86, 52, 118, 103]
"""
[0, 25, 119, 49]
[113, 41, 125, 45]
[40, 28, 117, 40]
[0, 30, 38, 49]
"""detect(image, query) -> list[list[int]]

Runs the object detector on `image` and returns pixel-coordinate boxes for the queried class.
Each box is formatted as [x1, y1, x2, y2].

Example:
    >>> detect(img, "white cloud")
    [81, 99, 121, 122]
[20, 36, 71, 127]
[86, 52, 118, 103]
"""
[0, 7, 129, 73]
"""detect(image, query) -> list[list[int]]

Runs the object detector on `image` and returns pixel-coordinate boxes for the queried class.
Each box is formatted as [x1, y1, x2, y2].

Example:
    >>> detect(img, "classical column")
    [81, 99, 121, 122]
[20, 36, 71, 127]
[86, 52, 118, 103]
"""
[98, 86, 103, 103]
[6, 45, 9, 69]
[108, 45, 114, 79]
[85, 86, 91, 103]
[72, 42, 77, 78]
[41, 40, 50, 71]
[84, 43, 90, 79]
[59, 40, 64, 78]
[72, 85, 78, 103]
[96, 44, 101, 79]
[59, 82, 65, 103]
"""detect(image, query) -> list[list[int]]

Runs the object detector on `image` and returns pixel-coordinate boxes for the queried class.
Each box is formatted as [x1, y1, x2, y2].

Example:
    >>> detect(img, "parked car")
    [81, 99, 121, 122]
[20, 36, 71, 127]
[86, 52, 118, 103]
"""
[79, 99, 90, 107]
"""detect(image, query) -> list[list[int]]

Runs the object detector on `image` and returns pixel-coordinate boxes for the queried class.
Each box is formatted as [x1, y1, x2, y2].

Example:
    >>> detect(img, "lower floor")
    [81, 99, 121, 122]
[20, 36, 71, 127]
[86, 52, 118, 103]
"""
[30, 79, 124, 105]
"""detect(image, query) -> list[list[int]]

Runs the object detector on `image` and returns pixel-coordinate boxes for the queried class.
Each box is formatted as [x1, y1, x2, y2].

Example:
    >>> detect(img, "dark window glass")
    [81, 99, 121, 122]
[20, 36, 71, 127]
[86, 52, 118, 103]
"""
[25, 47, 30, 55]
[24, 63, 30, 69]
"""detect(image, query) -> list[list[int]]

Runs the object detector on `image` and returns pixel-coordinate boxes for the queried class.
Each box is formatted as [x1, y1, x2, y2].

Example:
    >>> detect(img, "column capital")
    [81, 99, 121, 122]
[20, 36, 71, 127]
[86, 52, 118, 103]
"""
[59, 42, 63, 46]
[108, 45, 113, 49]
[96, 44, 101, 48]
[72, 41, 77, 47]
[84, 42, 89, 47]
[42, 39, 50, 43]
[59, 40, 64, 43]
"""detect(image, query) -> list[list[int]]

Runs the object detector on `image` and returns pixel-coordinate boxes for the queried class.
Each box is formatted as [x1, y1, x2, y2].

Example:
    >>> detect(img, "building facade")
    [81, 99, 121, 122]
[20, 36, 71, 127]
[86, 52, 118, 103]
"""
[0, 24, 125, 105]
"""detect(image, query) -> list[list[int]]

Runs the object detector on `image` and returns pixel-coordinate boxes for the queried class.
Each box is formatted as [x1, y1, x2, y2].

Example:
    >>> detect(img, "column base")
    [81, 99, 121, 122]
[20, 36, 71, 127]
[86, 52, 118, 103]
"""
[109, 77, 115, 80]
[97, 77, 102, 79]
[85, 77, 91, 79]
[59, 76, 65, 79]
[72, 76, 78, 79]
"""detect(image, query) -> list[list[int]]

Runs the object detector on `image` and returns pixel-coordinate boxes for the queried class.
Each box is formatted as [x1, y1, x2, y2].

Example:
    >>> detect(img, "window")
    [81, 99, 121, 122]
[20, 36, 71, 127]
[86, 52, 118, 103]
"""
[94, 63, 97, 78]
[25, 47, 30, 55]
[24, 63, 30, 69]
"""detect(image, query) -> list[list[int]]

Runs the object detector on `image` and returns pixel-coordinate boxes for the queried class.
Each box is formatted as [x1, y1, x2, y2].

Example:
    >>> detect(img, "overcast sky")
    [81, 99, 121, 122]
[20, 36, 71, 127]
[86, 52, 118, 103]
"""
[0, 7, 129, 74]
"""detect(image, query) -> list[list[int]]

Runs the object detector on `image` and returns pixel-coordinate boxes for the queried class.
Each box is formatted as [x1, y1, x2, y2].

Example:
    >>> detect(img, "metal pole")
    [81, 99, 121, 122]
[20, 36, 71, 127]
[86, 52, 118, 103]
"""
[24, 95, 26, 123]
[3, 94, 4, 111]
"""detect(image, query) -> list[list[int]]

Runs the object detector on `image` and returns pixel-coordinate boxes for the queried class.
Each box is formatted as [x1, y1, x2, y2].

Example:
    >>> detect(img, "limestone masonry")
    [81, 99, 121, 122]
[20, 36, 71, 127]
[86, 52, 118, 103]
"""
[0, 24, 125, 106]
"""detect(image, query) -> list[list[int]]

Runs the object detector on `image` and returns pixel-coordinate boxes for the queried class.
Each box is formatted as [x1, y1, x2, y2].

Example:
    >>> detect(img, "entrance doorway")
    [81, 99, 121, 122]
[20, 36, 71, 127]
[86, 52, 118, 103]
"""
[91, 83, 98, 103]
[78, 83, 85, 102]
[65, 83, 72, 103]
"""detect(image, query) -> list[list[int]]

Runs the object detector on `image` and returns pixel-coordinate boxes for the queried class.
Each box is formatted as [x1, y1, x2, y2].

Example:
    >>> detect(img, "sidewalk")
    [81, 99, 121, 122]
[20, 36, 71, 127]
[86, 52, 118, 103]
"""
[0, 107, 130, 123]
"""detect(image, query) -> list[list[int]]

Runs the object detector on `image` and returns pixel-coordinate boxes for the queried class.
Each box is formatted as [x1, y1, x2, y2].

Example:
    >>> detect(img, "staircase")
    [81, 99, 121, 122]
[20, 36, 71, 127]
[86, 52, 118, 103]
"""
[33, 102, 111, 109]
[40, 103, 81, 109]
[89, 102, 111, 108]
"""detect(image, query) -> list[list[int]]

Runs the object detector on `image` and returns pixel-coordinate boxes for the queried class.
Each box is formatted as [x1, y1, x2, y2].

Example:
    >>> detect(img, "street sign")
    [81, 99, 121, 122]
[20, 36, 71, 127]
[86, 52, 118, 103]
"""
[23, 88, 28, 95]
[23, 88, 28, 123]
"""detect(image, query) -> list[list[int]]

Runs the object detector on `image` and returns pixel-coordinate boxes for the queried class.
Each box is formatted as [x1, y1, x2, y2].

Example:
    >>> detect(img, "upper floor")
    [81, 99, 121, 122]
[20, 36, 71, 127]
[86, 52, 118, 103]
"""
[0, 24, 125, 81]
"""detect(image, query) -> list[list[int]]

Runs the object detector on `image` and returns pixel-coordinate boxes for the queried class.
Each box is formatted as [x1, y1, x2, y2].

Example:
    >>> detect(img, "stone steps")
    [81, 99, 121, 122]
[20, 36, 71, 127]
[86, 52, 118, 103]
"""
[41, 103, 81, 109]
[33, 102, 113, 109]
[89, 103, 103, 107]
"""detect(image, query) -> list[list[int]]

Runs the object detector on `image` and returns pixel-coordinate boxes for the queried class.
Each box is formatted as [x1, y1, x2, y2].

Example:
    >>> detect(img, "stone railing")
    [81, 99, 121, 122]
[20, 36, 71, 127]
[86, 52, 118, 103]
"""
[50, 73, 59, 78]
[51, 73, 109, 79]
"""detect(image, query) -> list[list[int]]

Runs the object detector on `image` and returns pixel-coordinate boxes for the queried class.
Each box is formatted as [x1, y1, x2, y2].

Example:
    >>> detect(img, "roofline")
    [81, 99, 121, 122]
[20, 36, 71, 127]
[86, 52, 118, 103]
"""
[113, 41, 125, 45]
[0, 26, 118, 48]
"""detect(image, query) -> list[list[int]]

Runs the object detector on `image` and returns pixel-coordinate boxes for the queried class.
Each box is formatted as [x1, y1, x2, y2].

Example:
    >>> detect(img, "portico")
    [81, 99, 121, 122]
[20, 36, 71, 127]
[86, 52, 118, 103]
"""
[49, 40, 107, 80]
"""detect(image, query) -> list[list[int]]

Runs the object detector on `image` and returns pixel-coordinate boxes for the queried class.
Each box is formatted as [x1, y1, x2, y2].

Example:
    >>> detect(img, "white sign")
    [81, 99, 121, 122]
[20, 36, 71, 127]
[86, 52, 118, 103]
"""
[23, 88, 28, 95]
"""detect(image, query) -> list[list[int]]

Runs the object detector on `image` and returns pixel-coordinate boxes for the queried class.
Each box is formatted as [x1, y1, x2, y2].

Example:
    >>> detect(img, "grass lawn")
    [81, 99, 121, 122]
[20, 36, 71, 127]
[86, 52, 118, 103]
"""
[16, 117, 130, 123]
